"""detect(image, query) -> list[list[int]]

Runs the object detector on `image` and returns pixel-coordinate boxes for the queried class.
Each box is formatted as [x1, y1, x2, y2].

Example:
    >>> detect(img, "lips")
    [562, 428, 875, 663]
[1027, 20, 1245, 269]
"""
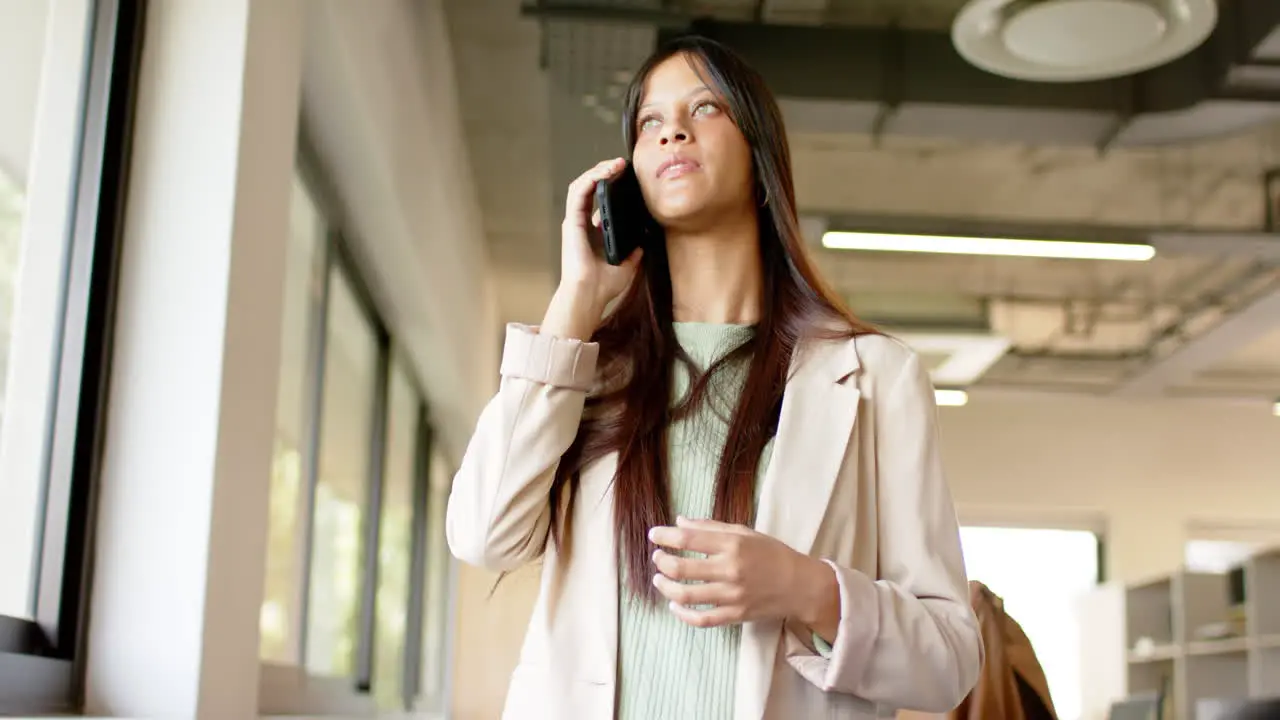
[657, 155, 701, 179]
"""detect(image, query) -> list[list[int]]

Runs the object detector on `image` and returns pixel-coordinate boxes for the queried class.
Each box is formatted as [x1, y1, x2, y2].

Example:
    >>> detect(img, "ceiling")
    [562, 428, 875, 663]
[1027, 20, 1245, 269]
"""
[443, 0, 1280, 404]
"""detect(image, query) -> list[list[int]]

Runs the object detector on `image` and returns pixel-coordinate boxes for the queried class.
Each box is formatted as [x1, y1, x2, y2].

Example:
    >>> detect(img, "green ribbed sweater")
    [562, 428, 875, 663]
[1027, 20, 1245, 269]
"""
[616, 322, 775, 720]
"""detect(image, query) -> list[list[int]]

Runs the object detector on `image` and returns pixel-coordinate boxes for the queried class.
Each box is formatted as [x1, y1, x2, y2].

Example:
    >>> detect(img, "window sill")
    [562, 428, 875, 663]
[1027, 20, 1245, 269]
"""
[0, 651, 74, 717]
[258, 662, 378, 717]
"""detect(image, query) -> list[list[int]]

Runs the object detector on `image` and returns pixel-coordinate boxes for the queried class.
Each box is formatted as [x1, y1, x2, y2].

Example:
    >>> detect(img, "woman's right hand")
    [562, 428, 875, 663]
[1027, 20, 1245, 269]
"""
[541, 158, 646, 340]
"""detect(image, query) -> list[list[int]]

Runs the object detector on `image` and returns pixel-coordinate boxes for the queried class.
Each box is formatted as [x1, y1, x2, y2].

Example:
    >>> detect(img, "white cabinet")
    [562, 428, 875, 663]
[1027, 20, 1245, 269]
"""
[1079, 548, 1280, 720]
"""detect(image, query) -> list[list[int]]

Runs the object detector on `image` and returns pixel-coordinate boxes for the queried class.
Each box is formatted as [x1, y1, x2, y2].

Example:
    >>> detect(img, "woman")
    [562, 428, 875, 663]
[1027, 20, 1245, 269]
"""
[446, 35, 982, 720]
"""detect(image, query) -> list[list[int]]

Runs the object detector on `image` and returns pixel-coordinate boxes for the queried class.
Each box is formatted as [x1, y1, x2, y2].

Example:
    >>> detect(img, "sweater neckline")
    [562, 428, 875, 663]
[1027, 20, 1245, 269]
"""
[672, 322, 755, 368]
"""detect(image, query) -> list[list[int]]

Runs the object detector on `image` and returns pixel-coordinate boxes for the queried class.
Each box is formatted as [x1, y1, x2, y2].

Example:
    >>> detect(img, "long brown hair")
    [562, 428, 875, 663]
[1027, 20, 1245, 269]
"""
[548, 36, 874, 603]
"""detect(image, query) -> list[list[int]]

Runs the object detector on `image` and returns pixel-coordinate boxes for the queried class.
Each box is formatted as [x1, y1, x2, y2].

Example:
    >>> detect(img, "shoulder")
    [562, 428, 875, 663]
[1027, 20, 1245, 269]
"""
[850, 333, 936, 411]
[851, 332, 917, 374]
[817, 330, 929, 396]
[795, 327, 925, 392]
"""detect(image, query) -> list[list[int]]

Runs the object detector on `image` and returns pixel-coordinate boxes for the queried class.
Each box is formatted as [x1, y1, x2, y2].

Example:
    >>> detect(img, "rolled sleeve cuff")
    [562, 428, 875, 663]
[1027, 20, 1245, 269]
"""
[787, 560, 881, 693]
[813, 633, 834, 658]
[499, 323, 599, 391]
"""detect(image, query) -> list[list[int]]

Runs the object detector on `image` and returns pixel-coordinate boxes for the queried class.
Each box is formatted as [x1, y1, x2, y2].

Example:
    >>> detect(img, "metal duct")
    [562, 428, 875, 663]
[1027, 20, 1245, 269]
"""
[524, 0, 1280, 149]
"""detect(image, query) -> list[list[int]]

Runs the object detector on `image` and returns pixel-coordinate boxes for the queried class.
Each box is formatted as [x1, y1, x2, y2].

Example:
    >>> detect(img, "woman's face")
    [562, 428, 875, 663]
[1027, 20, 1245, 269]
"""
[630, 53, 755, 228]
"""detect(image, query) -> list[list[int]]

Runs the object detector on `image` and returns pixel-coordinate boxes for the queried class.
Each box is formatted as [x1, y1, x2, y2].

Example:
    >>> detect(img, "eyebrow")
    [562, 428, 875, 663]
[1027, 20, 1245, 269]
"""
[638, 85, 714, 113]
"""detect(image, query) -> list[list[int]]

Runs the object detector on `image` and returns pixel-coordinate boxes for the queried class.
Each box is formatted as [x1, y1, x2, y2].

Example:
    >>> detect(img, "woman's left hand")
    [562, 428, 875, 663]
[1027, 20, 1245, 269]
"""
[648, 516, 840, 631]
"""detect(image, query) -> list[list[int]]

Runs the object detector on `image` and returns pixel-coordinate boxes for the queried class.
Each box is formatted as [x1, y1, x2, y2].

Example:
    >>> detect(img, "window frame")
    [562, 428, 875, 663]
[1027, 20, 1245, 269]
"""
[411, 436, 458, 715]
[0, 0, 146, 713]
[292, 221, 389, 681]
[401, 410, 435, 709]
[330, 238, 393, 691]
[262, 144, 452, 714]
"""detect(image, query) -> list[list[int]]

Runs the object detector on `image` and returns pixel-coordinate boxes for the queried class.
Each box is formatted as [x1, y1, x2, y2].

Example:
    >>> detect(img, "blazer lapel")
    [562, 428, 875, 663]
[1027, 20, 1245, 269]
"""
[734, 335, 863, 720]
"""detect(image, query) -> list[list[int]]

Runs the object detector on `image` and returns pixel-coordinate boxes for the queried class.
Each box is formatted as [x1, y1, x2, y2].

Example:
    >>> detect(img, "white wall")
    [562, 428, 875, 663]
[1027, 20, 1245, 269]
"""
[943, 391, 1280, 582]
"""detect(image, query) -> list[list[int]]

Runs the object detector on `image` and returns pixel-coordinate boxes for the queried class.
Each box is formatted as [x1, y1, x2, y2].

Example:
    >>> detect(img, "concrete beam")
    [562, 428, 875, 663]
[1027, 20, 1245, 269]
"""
[1116, 286, 1280, 396]
[1149, 232, 1280, 260]
[761, 0, 831, 25]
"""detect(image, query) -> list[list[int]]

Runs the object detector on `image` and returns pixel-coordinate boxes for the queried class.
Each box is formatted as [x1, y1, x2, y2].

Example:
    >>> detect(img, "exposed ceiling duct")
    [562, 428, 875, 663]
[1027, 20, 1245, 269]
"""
[524, 0, 1280, 149]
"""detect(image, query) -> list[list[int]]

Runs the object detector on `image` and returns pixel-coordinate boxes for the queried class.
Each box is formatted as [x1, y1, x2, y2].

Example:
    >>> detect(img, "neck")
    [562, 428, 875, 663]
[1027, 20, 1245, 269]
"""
[665, 211, 763, 325]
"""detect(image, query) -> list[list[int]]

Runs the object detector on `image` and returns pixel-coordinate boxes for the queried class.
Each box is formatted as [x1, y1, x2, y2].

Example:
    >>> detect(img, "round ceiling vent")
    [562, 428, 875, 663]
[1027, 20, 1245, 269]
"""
[951, 0, 1217, 82]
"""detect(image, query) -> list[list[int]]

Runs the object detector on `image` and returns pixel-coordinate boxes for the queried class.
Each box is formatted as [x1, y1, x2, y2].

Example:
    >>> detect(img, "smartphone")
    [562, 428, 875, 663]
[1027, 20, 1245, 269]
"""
[595, 164, 655, 266]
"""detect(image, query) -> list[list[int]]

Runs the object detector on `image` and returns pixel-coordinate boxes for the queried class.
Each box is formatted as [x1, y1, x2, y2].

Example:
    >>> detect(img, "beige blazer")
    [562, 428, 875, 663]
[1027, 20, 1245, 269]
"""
[447, 324, 983, 720]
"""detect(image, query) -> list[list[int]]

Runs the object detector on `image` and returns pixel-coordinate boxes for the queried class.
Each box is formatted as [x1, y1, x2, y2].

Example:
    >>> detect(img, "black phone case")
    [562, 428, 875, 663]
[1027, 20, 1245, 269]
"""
[596, 168, 649, 266]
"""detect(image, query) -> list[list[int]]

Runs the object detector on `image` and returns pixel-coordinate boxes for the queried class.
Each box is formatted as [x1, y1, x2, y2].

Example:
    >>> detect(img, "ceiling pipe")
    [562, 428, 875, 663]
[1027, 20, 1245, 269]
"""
[522, 0, 1280, 149]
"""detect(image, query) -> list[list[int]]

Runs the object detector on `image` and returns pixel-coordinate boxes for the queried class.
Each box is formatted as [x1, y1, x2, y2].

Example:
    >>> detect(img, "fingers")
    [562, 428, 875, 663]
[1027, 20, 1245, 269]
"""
[649, 525, 730, 555]
[591, 208, 601, 228]
[652, 574, 742, 609]
[675, 516, 752, 536]
[564, 157, 626, 224]
[663, 596, 744, 629]
[652, 549, 735, 583]
[620, 246, 644, 270]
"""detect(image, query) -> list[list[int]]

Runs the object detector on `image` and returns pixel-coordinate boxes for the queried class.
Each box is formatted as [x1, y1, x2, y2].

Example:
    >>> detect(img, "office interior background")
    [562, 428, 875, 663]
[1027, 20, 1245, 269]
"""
[0, 0, 1278, 718]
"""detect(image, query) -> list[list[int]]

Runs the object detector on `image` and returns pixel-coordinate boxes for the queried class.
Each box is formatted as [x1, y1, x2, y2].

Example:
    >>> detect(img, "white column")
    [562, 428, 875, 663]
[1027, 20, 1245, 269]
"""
[84, 1, 304, 718]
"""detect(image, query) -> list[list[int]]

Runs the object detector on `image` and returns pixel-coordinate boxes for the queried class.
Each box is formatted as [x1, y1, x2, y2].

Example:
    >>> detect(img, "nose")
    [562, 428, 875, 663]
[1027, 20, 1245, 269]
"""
[658, 119, 690, 146]
[658, 130, 688, 146]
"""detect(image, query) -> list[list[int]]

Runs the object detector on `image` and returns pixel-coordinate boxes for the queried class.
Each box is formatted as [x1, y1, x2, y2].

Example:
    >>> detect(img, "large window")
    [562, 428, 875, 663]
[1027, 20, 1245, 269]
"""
[0, 0, 96, 622]
[0, 0, 143, 713]
[307, 263, 380, 677]
[0, 0, 144, 707]
[417, 443, 457, 712]
[258, 164, 454, 713]
[372, 360, 420, 709]
[1185, 523, 1280, 574]
[261, 177, 327, 663]
[961, 525, 1102, 720]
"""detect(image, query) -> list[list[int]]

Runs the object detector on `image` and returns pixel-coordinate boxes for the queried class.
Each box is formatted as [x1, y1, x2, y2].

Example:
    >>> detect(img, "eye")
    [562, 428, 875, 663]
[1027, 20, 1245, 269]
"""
[692, 100, 719, 116]
[638, 115, 661, 133]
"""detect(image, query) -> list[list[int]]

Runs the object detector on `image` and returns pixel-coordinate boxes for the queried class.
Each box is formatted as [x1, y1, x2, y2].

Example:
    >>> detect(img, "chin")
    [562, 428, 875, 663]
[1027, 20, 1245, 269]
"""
[654, 208, 710, 232]
[651, 195, 710, 226]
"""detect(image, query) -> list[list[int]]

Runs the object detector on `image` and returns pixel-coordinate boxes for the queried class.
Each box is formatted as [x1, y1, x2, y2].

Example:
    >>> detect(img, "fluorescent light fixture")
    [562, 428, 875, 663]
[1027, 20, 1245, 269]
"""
[1273, 401, 1280, 417]
[822, 231, 1156, 262]
[935, 389, 969, 407]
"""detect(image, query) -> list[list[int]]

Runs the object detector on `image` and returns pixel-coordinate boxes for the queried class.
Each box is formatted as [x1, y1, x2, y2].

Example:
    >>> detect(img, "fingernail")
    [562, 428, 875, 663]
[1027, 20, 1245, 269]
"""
[652, 574, 662, 586]
[648, 528, 658, 541]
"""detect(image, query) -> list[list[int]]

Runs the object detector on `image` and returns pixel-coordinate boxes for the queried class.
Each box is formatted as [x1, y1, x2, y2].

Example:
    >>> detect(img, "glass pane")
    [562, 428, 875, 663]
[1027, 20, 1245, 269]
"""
[306, 265, 378, 676]
[372, 361, 419, 709]
[419, 445, 454, 708]
[0, 0, 94, 618]
[1186, 540, 1262, 574]
[260, 176, 325, 662]
[961, 526, 1099, 720]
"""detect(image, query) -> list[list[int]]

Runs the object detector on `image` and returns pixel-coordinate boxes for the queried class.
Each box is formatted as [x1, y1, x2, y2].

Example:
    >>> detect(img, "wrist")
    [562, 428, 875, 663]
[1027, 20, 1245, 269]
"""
[542, 284, 604, 340]
[794, 555, 840, 630]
